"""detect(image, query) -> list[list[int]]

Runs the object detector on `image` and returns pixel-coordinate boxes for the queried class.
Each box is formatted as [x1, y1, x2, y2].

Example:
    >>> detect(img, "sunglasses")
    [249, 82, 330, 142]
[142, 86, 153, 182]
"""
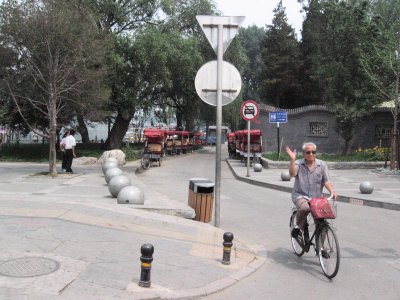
[305, 151, 317, 155]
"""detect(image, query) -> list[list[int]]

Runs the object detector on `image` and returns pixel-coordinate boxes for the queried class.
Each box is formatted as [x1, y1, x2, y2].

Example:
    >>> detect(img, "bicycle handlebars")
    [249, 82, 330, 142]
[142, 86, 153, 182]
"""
[301, 195, 335, 201]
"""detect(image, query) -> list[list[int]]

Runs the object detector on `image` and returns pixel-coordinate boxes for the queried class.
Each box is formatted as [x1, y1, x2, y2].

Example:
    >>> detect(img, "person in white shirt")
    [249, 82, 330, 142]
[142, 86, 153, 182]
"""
[63, 129, 76, 173]
[60, 131, 69, 172]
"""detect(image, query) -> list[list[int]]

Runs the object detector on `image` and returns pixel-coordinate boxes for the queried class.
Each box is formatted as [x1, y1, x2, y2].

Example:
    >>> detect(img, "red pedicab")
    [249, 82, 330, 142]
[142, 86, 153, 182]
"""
[234, 130, 244, 159]
[164, 130, 176, 156]
[188, 132, 194, 153]
[236, 130, 245, 161]
[227, 132, 236, 158]
[175, 131, 189, 155]
[241, 129, 262, 165]
[180, 131, 190, 154]
[193, 132, 205, 146]
[141, 128, 164, 169]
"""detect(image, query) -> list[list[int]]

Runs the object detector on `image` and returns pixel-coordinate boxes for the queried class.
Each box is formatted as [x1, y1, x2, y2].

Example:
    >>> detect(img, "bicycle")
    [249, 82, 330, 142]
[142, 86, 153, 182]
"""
[289, 195, 340, 279]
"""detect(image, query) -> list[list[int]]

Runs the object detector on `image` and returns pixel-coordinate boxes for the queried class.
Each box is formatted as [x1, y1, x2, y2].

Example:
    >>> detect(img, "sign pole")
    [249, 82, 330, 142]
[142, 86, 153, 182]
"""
[214, 24, 223, 228]
[246, 120, 251, 177]
[277, 122, 280, 157]
[195, 16, 245, 228]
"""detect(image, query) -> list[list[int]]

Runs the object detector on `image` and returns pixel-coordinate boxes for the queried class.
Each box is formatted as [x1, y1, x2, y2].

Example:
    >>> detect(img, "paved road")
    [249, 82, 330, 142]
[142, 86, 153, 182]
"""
[138, 147, 400, 300]
[0, 159, 261, 299]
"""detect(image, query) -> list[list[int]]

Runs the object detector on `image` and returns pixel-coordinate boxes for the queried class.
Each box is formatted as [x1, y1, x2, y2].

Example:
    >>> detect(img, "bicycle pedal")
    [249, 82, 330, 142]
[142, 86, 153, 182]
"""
[321, 250, 330, 259]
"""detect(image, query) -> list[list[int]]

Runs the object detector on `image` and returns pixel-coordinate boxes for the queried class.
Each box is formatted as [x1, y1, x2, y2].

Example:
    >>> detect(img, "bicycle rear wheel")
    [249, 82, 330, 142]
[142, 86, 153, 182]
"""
[316, 224, 340, 279]
[290, 211, 305, 257]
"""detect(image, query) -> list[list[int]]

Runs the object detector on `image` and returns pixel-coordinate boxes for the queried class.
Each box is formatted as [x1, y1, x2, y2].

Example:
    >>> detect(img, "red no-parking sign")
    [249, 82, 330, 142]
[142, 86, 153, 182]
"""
[240, 100, 260, 121]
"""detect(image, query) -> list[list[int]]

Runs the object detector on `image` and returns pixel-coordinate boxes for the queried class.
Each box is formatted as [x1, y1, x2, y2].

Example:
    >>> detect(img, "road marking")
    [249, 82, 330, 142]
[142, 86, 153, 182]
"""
[349, 198, 364, 206]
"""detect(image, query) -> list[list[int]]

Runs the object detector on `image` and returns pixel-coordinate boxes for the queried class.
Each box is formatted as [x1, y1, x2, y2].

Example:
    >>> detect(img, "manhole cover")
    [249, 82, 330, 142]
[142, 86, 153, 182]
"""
[0, 257, 60, 278]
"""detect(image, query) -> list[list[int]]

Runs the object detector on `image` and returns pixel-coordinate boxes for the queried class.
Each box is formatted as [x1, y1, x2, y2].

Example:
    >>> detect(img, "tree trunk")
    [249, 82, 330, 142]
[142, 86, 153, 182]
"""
[389, 104, 399, 170]
[49, 95, 57, 176]
[103, 110, 133, 150]
[341, 138, 351, 156]
[390, 132, 398, 170]
[77, 113, 90, 143]
[176, 110, 183, 130]
[185, 117, 194, 132]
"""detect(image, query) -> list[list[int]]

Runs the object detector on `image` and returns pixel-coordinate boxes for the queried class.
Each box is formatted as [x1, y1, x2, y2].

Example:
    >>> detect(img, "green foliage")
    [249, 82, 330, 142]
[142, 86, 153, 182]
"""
[0, 144, 51, 162]
[299, 0, 385, 154]
[354, 146, 388, 161]
[259, 1, 303, 108]
[238, 26, 265, 102]
[0, 143, 142, 162]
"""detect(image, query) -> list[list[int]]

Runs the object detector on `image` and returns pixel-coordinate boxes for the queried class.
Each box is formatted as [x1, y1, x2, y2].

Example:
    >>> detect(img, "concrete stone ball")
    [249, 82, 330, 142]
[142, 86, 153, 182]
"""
[108, 175, 131, 198]
[106, 157, 118, 164]
[117, 186, 145, 205]
[281, 170, 291, 181]
[105, 167, 123, 184]
[102, 160, 118, 174]
[360, 181, 374, 194]
[253, 163, 263, 172]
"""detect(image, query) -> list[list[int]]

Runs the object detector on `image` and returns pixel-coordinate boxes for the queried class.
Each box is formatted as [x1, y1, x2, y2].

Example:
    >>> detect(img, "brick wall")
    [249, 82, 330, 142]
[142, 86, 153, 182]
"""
[252, 105, 393, 154]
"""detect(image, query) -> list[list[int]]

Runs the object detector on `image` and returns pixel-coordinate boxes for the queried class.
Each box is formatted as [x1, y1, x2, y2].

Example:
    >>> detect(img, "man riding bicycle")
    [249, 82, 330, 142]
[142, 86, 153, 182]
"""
[286, 142, 337, 238]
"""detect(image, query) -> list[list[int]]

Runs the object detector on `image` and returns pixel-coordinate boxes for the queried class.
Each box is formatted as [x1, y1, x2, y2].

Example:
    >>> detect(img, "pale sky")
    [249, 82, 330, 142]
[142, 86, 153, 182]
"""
[214, 0, 304, 37]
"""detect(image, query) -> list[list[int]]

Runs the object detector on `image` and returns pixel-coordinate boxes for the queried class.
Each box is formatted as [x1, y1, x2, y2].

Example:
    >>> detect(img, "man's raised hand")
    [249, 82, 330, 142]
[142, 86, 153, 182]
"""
[285, 146, 297, 161]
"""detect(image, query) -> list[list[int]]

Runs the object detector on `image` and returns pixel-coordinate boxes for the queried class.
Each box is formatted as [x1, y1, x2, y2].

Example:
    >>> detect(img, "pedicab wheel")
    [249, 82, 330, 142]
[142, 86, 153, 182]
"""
[141, 153, 151, 170]
[316, 224, 340, 279]
[290, 211, 305, 257]
[158, 157, 162, 167]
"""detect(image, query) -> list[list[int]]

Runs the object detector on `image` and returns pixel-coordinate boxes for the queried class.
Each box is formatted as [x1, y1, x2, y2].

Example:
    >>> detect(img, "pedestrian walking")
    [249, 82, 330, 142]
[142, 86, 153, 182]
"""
[63, 129, 76, 173]
[60, 131, 69, 172]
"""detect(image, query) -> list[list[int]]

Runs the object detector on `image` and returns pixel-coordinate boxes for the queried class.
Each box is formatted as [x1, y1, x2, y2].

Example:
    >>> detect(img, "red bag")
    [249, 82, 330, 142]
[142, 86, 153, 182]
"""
[309, 197, 336, 219]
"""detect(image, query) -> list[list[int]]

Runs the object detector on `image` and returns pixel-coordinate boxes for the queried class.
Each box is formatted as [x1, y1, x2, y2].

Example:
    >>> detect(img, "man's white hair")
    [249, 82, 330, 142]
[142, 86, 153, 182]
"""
[302, 142, 317, 151]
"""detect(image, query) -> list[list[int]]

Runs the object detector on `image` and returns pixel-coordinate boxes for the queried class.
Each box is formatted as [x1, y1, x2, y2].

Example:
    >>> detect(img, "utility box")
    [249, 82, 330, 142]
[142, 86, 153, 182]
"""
[188, 178, 214, 223]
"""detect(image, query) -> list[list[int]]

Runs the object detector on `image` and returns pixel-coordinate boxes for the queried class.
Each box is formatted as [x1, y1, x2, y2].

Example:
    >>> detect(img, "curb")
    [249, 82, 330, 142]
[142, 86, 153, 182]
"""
[129, 248, 266, 300]
[226, 159, 400, 212]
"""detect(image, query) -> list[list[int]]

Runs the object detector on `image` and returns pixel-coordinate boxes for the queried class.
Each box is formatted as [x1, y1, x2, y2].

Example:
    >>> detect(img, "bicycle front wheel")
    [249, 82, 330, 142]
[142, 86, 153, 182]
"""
[316, 224, 340, 279]
[290, 212, 304, 257]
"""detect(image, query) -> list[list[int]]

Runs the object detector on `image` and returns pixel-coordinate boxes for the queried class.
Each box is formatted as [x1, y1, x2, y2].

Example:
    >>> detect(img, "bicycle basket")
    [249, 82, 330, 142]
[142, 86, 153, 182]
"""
[309, 197, 336, 219]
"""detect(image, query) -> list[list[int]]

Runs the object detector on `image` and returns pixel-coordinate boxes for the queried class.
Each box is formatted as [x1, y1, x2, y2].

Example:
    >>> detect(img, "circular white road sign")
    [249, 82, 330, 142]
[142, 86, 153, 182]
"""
[195, 60, 242, 106]
[240, 100, 259, 121]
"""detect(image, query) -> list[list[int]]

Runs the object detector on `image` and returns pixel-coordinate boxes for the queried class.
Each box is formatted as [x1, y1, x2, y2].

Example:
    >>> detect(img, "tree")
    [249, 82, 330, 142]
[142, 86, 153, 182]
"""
[0, 0, 109, 175]
[299, 0, 383, 154]
[259, 1, 303, 108]
[90, 0, 163, 150]
[362, 0, 400, 169]
[238, 25, 265, 102]
[299, 0, 327, 104]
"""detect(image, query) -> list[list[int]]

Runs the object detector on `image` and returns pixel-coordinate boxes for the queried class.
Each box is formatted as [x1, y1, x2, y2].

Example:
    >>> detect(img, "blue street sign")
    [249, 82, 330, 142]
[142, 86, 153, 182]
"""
[269, 111, 288, 123]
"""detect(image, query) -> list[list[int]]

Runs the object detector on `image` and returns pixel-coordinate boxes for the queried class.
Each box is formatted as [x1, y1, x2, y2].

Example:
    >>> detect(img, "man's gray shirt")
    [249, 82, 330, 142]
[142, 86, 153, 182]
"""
[291, 158, 330, 203]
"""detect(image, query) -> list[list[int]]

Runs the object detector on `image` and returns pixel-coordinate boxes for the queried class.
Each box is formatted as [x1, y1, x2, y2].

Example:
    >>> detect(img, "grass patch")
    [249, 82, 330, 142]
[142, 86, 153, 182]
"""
[0, 143, 143, 162]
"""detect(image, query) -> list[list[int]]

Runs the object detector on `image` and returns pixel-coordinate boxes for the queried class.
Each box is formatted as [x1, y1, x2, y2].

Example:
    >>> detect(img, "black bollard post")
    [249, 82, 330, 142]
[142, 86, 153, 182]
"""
[222, 232, 234, 265]
[139, 243, 154, 287]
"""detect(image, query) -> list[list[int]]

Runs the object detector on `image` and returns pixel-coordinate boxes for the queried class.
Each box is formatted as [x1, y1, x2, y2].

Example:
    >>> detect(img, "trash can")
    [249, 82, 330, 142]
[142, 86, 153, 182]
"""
[188, 178, 214, 223]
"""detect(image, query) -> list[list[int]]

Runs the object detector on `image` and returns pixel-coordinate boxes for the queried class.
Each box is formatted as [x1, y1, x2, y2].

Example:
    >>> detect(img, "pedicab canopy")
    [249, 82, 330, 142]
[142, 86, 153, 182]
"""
[175, 131, 190, 137]
[143, 128, 164, 141]
[163, 130, 176, 138]
[237, 129, 261, 138]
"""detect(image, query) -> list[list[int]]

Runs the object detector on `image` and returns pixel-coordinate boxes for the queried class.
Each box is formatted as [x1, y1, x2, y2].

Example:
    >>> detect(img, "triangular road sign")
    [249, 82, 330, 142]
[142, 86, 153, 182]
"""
[196, 16, 245, 55]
